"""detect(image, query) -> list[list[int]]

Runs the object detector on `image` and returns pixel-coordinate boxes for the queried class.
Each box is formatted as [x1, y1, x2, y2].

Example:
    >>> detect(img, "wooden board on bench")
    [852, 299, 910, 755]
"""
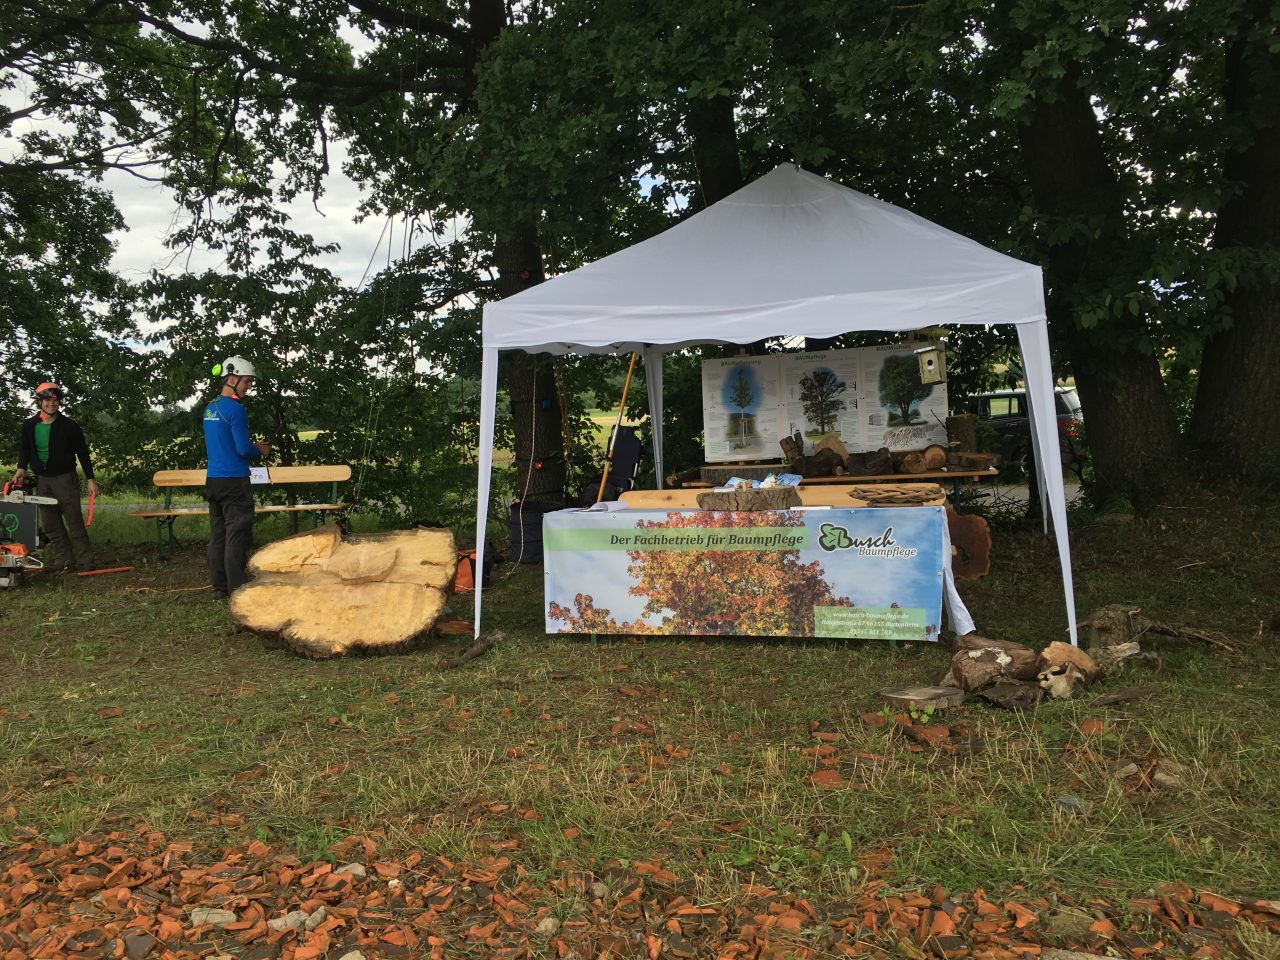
[153, 465, 352, 487]
[131, 503, 348, 519]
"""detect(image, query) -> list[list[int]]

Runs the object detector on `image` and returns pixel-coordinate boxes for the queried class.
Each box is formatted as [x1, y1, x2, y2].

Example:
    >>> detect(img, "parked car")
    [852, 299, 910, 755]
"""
[964, 386, 1086, 476]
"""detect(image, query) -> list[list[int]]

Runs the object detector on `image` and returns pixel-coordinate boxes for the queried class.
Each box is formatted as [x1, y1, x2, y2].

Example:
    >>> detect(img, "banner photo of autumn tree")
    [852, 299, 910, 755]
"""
[545, 508, 946, 641]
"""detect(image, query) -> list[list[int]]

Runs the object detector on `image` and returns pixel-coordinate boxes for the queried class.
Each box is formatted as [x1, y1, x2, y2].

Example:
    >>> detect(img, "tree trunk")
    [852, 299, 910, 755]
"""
[493, 226, 565, 505]
[1016, 66, 1187, 509]
[1190, 4, 1280, 487]
[687, 94, 744, 211]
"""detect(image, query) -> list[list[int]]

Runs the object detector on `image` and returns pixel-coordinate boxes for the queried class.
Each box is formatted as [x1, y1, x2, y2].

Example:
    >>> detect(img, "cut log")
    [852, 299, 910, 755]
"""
[232, 525, 458, 658]
[947, 451, 1001, 470]
[897, 451, 927, 474]
[946, 413, 978, 452]
[848, 446, 893, 476]
[813, 435, 850, 464]
[696, 487, 802, 512]
[779, 430, 805, 464]
[939, 634, 1040, 691]
[879, 686, 965, 710]
[795, 447, 846, 478]
[946, 508, 992, 580]
[922, 444, 949, 470]
[698, 463, 786, 485]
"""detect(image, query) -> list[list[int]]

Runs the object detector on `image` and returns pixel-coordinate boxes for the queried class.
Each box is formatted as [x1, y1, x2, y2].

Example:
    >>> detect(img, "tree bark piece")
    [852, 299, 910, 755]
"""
[946, 414, 978, 452]
[232, 525, 458, 657]
[1038, 641, 1100, 681]
[879, 686, 965, 710]
[977, 681, 1043, 711]
[696, 487, 801, 512]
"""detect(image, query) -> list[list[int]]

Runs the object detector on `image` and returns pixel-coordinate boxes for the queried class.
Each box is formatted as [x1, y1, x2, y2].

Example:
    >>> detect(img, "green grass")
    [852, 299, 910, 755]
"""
[0, 496, 1277, 906]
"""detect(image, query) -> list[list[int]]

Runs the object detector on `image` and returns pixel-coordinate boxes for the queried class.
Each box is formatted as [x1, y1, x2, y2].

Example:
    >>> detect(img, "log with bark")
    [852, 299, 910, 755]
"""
[229, 524, 458, 658]
[848, 447, 893, 476]
[938, 634, 1040, 691]
[696, 487, 802, 511]
[946, 413, 978, 452]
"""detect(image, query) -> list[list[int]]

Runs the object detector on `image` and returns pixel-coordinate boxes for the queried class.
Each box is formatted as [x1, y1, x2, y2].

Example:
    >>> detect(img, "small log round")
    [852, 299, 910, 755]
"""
[879, 685, 965, 710]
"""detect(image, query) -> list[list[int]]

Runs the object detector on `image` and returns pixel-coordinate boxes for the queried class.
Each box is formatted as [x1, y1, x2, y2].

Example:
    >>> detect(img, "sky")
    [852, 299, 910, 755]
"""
[101, 142, 392, 291]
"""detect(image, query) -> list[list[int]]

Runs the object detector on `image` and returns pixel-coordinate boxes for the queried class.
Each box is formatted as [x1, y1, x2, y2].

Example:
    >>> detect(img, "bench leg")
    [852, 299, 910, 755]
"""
[155, 516, 180, 552]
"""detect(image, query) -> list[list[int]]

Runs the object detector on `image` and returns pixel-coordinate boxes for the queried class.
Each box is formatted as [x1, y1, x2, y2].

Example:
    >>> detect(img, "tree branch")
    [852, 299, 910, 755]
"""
[344, 0, 471, 47]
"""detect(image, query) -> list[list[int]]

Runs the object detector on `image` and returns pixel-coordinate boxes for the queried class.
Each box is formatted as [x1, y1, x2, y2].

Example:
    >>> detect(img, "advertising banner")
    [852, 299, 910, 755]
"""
[544, 507, 945, 641]
[702, 343, 948, 461]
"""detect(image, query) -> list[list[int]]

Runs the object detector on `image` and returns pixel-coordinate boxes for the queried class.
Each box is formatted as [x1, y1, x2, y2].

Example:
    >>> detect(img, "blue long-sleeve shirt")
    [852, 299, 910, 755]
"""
[203, 395, 262, 478]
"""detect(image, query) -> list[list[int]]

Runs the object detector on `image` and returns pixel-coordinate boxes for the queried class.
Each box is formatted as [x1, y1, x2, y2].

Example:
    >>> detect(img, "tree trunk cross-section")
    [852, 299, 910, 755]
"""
[229, 525, 458, 658]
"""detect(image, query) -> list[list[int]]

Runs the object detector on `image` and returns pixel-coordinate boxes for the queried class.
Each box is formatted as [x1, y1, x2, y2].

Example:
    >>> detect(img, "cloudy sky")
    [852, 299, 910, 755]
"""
[101, 141, 392, 291]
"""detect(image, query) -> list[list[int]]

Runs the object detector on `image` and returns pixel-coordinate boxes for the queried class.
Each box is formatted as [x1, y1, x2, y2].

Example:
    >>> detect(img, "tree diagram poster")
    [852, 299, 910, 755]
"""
[700, 356, 782, 461]
[856, 342, 949, 452]
[701, 343, 948, 461]
[544, 507, 945, 641]
[779, 350, 862, 455]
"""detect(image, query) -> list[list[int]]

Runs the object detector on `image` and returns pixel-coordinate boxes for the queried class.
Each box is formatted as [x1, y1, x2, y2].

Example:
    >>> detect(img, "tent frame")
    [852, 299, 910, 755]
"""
[473, 165, 1078, 644]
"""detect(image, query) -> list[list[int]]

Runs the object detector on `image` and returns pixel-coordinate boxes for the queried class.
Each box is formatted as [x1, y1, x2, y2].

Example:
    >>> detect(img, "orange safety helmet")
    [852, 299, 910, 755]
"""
[35, 382, 65, 400]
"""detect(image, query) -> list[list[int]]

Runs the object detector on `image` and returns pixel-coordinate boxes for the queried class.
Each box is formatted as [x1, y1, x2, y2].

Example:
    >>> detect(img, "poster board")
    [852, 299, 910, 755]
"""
[544, 506, 945, 641]
[702, 342, 948, 462]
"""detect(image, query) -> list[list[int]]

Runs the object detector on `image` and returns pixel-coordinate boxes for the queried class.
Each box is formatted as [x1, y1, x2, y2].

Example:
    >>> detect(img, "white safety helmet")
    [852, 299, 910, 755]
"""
[213, 356, 258, 380]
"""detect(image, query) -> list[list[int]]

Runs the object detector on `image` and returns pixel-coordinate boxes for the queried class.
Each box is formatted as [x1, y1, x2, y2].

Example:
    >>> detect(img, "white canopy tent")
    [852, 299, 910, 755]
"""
[476, 164, 1078, 644]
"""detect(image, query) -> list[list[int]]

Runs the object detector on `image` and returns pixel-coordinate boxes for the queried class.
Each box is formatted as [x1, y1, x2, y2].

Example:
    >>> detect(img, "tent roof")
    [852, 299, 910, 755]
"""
[483, 164, 1046, 354]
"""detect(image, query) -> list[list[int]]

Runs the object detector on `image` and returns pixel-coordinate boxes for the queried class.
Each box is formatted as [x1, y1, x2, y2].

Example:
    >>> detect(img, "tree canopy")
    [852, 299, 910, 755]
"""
[3, 0, 1277, 516]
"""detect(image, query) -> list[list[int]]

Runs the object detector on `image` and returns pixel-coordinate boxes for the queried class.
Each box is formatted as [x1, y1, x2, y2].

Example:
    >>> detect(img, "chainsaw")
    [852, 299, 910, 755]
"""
[0, 542, 43, 587]
[1, 480, 58, 506]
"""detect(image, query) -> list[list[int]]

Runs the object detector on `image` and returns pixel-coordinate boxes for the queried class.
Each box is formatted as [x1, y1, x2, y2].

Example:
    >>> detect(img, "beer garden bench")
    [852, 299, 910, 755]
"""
[130, 465, 352, 549]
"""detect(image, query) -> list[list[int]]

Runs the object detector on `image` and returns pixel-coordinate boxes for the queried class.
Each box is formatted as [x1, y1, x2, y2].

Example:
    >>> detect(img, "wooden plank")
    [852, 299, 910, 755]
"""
[152, 469, 207, 487]
[130, 503, 347, 519]
[266, 465, 352, 483]
[152, 465, 352, 487]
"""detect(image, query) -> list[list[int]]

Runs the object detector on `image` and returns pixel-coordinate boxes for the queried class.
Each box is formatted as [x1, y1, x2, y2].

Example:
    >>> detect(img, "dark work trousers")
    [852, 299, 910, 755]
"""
[206, 476, 255, 597]
[36, 472, 94, 571]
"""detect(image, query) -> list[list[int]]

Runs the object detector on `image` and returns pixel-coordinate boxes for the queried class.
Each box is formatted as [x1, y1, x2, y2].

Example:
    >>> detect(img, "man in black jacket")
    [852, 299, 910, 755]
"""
[11, 382, 99, 572]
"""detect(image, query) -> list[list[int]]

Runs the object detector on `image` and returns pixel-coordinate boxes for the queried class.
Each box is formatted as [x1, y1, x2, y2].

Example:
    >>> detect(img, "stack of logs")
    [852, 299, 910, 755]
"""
[779, 417, 1001, 479]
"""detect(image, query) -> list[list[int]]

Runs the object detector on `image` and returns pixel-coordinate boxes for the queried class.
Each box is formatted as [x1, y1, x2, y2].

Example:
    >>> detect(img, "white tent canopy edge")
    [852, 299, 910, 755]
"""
[475, 164, 1078, 645]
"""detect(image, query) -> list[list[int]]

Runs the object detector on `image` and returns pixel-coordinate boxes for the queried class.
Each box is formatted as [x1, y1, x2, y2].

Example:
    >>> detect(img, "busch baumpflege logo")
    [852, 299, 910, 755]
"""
[818, 523, 918, 558]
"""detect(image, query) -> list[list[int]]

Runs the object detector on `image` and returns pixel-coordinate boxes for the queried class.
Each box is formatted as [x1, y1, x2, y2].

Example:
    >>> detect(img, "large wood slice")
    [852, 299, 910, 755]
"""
[946, 508, 992, 580]
[232, 525, 458, 657]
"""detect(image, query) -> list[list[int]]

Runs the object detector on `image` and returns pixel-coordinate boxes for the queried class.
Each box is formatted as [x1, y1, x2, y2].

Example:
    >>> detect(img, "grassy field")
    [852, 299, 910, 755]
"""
[1, 495, 1278, 956]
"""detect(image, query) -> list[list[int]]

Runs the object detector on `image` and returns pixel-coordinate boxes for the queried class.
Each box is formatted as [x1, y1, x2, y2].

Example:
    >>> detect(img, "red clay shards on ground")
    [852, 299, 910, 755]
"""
[1, 830, 1277, 959]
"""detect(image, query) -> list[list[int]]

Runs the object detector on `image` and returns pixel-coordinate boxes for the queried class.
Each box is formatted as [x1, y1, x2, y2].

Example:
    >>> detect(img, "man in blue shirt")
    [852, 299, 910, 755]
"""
[203, 357, 271, 598]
